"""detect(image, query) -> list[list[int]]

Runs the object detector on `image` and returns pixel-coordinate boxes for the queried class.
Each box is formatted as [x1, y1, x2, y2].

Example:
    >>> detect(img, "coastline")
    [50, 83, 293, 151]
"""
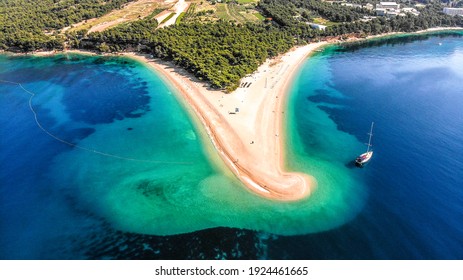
[107, 26, 463, 201]
[124, 43, 326, 201]
[3, 27, 462, 201]
[334, 26, 463, 44]
[124, 27, 462, 201]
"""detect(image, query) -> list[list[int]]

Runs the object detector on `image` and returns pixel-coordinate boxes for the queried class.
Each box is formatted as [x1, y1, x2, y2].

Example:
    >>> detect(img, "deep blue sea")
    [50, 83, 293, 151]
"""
[282, 31, 463, 259]
[1, 31, 462, 259]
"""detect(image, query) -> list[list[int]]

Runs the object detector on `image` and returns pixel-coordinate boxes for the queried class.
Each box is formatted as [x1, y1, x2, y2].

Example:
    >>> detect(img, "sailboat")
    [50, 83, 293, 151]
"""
[355, 122, 374, 167]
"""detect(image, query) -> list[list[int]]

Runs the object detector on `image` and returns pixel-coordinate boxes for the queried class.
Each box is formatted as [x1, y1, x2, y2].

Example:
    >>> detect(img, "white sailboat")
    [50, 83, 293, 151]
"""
[355, 122, 374, 167]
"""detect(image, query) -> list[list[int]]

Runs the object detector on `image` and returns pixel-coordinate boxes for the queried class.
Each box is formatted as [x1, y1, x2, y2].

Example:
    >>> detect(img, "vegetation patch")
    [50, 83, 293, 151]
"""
[176, 12, 186, 25]
[253, 12, 265, 21]
[236, 0, 258, 4]
[312, 17, 336, 27]
[0, 0, 134, 51]
[258, 0, 463, 39]
[82, 21, 294, 91]
[66, 0, 163, 33]
[216, 3, 233, 21]
[177, 3, 198, 23]
[228, 3, 248, 23]
[161, 13, 177, 24]
[2, 0, 463, 92]
[147, 8, 168, 20]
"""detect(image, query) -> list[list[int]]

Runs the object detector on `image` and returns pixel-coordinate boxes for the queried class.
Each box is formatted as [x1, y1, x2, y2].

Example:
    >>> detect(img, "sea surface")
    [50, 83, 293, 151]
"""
[1, 31, 462, 259]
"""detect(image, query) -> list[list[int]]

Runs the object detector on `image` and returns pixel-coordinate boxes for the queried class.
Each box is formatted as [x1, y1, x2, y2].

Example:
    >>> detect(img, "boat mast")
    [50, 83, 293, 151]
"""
[366, 122, 374, 152]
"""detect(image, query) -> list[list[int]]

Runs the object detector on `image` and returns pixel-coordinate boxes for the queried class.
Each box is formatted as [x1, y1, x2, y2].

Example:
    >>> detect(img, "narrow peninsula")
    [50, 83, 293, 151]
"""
[127, 43, 327, 200]
[2, 0, 462, 200]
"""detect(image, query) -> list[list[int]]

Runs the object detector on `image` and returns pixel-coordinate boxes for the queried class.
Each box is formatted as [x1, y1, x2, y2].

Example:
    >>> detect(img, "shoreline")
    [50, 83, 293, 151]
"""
[331, 26, 463, 44]
[3, 26, 462, 201]
[124, 27, 463, 201]
[124, 43, 325, 201]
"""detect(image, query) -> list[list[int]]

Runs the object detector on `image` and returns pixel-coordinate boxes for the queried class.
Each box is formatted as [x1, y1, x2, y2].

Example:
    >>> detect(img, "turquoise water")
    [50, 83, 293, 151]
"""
[272, 31, 463, 259]
[1, 52, 364, 259]
[1, 31, 462, 259]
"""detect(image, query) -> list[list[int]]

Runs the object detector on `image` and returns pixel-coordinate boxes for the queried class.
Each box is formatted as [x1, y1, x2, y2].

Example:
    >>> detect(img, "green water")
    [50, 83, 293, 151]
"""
[3, 53, 366, 236]
[284, 47, 367, 232]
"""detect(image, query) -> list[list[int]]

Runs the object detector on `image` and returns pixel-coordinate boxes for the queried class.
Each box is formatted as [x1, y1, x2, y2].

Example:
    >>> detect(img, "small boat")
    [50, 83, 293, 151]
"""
[355, 122, 374, 167]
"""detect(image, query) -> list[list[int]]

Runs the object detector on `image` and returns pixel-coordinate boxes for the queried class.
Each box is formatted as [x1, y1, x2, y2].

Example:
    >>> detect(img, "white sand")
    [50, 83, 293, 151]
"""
[126, 42, 327, 200]
[27, 27, 462, 200]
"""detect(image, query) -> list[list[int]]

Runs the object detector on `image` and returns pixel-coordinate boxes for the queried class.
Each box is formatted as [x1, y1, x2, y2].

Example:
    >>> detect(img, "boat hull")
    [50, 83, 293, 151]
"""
[355, 151, 373, 167]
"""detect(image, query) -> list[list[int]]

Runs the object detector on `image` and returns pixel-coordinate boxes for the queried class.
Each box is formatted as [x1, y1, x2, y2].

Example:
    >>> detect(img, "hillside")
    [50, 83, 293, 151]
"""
[0, 0, 134, 51]
[1, 0, 462, 90]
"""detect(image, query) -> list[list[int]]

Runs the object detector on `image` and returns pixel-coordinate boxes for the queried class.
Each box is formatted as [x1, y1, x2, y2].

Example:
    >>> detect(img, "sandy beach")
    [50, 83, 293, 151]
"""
[123, 26, 463, 201]
[125, 42, 327, 201]
[14, 27, 461, 200]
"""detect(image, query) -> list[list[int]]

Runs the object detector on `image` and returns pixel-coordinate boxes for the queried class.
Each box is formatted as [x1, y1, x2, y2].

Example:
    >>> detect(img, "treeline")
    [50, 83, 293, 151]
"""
[259, 0, 372, 25]
[79, 20, 294, 91]
[324, 3, 463, 36]
[0, 0, 133, 51]
[289, 0, 373, 22]
[2, 0, 463, 91]
[259, 0, 463, 39]
[69, 17, 159, 51]
[256, 1, 321, 43]
[257, 0, 374, 42]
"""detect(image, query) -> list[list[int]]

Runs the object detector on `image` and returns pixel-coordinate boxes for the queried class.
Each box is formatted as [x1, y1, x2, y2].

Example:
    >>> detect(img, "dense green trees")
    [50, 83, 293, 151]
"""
[77, 18, 159, 51]
[1, 0, 462, 90]
[258, 0, 463, 39]
[82, 20, 294, 91]
[150, 23, 293, 91]
[259, 0, 373, 25]
[323, 3, 463, 36]
[0, 0, 133, 51]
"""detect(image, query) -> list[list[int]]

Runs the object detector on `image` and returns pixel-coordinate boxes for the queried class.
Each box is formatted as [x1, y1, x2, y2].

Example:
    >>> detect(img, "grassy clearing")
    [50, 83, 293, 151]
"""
[216, 3, 233, 21]
[176, 1, 261, 24]
[66, 0, 163, 33]
[312, 17, 336, 27]
[253, 12, 265, 21]
[147, 8, 167, 20]
[161, 12, 176, 24]
[228, 3, 248, 23]
[176, 12, 186, 24]
[215, 2, 259, 23]
[236, 0, 258, 4]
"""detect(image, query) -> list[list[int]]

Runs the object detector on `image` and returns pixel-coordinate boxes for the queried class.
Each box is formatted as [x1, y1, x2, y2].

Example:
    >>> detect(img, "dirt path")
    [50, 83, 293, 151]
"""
[156, 0, 190, 28]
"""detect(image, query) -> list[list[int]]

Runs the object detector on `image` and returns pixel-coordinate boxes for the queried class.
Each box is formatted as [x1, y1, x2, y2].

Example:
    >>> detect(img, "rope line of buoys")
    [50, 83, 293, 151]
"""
[1, 79, 192, 165]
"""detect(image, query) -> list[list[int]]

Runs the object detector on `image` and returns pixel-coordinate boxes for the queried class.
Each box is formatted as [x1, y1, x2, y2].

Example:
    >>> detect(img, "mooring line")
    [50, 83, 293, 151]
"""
[1, 79, 192, 165]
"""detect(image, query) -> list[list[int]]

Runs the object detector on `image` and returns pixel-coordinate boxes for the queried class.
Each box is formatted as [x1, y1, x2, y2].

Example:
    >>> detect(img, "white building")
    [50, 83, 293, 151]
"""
[364, 3, 374, 10]
[307, 23, 327, 31]
[375, 8, 387, 16]
[377, 2, 400, 10]
[341, 3, 362, 8]
[375, 2, 420, 17]
[443, 8, 463, 16]
[386, 11, 405, 18]
[402, 7, 420, 16]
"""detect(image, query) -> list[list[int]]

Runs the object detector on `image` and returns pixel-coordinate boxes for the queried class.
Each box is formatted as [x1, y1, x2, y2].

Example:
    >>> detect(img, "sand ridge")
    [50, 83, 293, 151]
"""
[24, 27, 462, 200]
[125, 42, 327, 201]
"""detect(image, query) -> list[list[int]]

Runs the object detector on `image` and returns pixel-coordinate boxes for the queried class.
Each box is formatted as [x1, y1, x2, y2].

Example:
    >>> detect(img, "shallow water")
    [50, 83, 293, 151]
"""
[275, 31, 463, 259]
[1, 52, 364, 259]
[1, 31, 462, 259]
